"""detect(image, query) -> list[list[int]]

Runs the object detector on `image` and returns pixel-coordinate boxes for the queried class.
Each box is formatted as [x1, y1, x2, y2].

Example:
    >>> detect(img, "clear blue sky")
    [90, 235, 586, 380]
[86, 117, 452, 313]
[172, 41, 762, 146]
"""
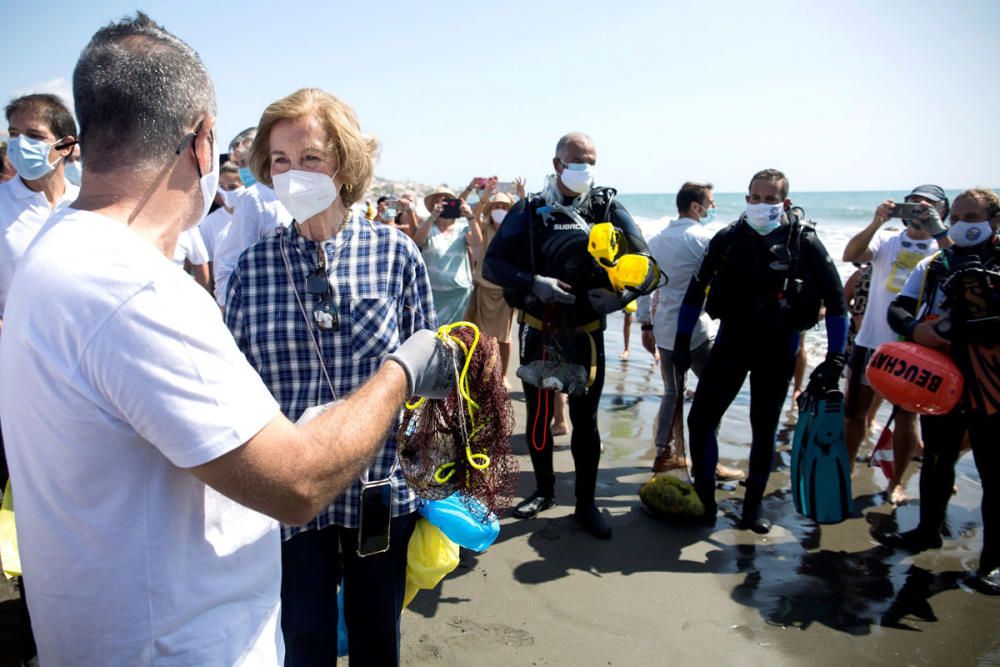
[3, 0, 998, 193]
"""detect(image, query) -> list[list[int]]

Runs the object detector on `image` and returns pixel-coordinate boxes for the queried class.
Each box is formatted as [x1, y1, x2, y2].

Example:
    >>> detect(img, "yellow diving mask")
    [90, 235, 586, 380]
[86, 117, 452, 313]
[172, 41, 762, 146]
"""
[587, 222, 620, 268]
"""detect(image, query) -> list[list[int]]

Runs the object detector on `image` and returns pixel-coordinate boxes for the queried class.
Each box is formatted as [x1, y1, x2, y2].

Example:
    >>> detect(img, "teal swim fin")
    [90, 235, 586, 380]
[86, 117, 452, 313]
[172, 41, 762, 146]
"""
[791, 390, 853, 523]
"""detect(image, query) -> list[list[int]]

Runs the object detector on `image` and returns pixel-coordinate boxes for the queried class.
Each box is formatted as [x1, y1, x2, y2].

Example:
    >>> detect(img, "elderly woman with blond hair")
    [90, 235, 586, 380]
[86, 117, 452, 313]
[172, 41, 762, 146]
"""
[225, 88, 436, 666]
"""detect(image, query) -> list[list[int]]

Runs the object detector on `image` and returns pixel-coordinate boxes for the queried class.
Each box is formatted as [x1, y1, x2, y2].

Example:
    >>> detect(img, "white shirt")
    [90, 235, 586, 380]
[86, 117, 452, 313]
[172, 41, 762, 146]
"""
[0, 208, 283, 666]
[855, 229, 938, 350]
[0, 176, 79, 316]
[636, 216, 714, 350]
[213, 184, 292, 305]
[173, 226, 209, 267]
[199, 206, 233, 260]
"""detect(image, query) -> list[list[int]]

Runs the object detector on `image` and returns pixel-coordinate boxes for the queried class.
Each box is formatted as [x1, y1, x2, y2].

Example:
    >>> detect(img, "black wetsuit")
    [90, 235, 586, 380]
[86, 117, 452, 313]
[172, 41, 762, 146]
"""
[887, 242, 1000, 575]
[483, 188, 650, 504]
[676, 217, 847, 511]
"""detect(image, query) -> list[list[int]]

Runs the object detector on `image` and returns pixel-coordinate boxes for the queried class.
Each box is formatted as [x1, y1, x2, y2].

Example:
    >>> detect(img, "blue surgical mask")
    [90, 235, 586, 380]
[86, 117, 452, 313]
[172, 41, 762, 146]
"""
[64, 160, 82, 186]
[8, 134, 62, 181]
[703, 206, 716, 224]
[238, 165, 256, 188]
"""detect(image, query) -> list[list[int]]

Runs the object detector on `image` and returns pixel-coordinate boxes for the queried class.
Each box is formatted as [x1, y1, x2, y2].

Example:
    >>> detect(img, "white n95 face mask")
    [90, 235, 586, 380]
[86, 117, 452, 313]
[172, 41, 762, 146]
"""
[490, 208, 507, 224]
[745, 202, 784, 235]
[559, 162, 594, 194]
[218, 185, 245, 209]
[272, 169, 339, 222]
[199, 137, 220, 221]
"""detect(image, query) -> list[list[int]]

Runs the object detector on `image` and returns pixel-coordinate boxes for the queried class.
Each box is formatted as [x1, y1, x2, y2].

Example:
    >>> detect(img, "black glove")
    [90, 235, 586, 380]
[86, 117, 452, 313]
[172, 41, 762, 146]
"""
[586, 288, 624, 315]
[672, 332, 693, 375]
[807, 353, 846, 396]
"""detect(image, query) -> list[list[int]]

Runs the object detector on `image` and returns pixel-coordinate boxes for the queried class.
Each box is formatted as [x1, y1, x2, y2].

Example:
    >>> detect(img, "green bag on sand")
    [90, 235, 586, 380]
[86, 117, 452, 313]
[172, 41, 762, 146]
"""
[639, 475, 705, 520]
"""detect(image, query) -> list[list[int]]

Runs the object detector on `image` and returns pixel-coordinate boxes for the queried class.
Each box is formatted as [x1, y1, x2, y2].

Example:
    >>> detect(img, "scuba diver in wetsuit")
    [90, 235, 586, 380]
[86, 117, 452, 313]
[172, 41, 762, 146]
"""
[483, 132, 660, 539]
[673, 169, 849, 533]
[878, 188, 1000, 596]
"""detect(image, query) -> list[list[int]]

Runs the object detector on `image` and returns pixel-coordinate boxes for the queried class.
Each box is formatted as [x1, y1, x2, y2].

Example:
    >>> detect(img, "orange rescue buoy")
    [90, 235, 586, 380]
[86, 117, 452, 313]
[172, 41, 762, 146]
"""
[866, 341, 963, 415]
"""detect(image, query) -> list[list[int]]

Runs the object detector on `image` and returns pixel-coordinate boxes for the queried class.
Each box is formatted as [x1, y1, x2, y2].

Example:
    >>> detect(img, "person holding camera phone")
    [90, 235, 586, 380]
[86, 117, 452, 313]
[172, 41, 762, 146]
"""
[414, 182, 476, 324]
[877, 188, 1000, 596]
[842, 184, 952, 504]
[224, 88, 437, 665]
[673, 169, 848, 533]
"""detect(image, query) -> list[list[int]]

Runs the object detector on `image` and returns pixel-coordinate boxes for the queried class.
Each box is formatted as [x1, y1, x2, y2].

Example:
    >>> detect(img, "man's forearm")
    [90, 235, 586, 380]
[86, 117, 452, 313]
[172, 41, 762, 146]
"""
[843, 219, 880, 262]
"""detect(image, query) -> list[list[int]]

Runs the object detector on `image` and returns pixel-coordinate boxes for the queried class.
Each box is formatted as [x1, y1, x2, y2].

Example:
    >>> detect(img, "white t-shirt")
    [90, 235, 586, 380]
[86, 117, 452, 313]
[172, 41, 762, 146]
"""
[0, 176, 79, 316]
[173, 225, 210, 267]
[855, 229, 938, 350]
[0, 208, 284, 666]
[199, 206, 233, 260]
[636, 216, 714, 350]
[213, 185, 292, 305]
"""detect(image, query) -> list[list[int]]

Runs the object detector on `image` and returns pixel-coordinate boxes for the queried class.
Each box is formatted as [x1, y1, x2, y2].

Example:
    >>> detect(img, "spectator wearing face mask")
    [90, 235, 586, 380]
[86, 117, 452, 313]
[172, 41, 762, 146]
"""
[212, 126, 292, 307]
[465, 187, 516, 385]
[198, 160, 243, 263]
[842, 184, 952, 505]
[413, 182, 477, 324]
[0, 93, 79, 325]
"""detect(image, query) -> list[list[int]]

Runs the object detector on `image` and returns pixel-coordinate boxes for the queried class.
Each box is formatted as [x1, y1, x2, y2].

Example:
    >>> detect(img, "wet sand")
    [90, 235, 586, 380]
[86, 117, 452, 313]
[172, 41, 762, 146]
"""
[0, 314, 995, 665]
[399, 313, 999, 666]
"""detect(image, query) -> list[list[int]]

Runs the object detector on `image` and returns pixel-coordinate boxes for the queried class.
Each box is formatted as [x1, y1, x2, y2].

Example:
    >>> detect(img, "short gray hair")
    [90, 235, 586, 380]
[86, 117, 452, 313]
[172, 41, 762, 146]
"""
[228, 126, 257, 158]
[73, 12, 216, 174]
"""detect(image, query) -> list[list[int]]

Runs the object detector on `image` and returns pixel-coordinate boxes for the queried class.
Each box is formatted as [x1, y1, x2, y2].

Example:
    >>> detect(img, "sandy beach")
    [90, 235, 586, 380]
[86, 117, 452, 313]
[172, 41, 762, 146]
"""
[397, 312, 999, 666]
[0, 314, 995, 666]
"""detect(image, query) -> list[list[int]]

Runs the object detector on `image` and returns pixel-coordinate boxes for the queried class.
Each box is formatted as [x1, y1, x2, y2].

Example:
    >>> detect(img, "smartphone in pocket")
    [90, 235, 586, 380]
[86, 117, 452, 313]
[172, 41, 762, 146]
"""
[357, 479, 392, 557]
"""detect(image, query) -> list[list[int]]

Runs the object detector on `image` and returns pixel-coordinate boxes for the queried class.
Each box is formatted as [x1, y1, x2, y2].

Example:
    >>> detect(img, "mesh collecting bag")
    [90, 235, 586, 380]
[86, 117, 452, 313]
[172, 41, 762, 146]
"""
[397, 323, 518, 520]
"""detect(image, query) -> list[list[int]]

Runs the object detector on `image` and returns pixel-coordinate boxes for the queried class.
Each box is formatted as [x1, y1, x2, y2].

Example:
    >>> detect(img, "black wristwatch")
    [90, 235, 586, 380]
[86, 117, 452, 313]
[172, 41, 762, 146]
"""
[640, 323, 654, 332]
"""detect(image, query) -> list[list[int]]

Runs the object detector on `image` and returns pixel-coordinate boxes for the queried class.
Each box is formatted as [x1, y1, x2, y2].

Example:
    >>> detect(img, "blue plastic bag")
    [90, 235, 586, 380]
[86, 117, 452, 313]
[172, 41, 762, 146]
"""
[418, 493, 500, 552]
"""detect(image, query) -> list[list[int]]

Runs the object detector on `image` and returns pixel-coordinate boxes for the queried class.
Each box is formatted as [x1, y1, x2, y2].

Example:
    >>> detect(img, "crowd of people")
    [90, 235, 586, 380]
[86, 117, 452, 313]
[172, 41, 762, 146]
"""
[0, 10, 997, 666]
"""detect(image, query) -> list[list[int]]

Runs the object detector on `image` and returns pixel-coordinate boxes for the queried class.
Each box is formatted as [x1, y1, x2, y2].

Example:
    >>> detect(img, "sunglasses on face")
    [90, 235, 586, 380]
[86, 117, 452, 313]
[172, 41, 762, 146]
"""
[306, 267, 338, 331]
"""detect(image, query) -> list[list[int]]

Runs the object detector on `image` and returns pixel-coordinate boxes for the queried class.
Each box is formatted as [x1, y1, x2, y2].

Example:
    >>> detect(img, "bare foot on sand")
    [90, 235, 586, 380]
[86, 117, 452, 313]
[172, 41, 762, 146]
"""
[888, 483, 908, 506]
[618, 350, 630, 361]
[551, 422, 569, 437]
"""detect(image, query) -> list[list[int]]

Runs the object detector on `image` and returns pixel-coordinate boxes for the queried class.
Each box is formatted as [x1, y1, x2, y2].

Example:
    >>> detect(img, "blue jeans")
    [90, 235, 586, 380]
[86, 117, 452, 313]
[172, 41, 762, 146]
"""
[280, 512, 418, 667]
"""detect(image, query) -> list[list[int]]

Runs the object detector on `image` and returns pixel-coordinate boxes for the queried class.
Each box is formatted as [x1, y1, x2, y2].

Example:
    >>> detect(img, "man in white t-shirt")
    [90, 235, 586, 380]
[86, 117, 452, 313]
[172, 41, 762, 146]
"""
[842, 184, 951, 504]
[0, 93, 79, 322]
[212, 128, 292, 306]
[0, 14, 454, 666]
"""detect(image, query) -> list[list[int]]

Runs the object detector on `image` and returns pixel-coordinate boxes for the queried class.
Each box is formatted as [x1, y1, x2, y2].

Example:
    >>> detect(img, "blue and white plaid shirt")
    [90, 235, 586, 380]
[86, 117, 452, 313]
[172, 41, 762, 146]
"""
[226, 214, 436, 538]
